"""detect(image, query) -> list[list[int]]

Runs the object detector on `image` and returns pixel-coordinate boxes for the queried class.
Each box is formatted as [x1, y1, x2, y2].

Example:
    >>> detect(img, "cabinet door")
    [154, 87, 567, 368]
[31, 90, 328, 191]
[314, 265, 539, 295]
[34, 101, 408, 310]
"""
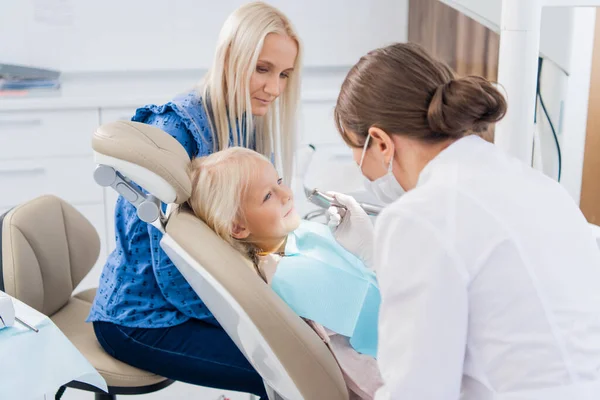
[100, 107, 138, 124]
[0, 107, 108, 293]
[0, 156, 103, 209]
[0, 109, 99, 160]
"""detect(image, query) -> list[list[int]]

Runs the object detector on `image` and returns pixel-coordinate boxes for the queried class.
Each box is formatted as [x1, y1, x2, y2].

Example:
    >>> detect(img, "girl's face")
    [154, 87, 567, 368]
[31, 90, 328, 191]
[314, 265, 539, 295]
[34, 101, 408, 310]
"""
[249, 33, 298, 116]
[232, 158, 300, 250]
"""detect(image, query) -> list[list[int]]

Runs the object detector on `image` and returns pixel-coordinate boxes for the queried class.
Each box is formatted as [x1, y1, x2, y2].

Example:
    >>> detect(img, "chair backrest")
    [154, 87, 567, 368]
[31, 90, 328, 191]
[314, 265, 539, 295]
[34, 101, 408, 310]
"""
[92, 121, 349, 400]
[163, 207, 349, 400]
[0, 195, 100, 315]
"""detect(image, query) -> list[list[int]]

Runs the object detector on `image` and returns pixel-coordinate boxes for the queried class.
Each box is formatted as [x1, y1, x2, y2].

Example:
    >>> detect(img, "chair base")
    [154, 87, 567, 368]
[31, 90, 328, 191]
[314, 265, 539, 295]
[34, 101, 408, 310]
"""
[95, 394, 116, 400]
[59, 379, 175, 399]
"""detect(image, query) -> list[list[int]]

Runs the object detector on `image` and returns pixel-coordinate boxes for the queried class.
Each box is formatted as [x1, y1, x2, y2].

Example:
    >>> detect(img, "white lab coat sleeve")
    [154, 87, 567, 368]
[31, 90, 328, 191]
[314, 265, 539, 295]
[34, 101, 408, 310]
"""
[374, 209, 469, 400]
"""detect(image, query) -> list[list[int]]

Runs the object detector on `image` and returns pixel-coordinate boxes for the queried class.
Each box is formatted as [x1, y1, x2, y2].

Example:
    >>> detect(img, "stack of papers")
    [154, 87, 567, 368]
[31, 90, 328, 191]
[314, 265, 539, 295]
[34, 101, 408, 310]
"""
[0, 292, 15, 329]
[0, 63, 61, 95]
[0, 78, 60, 91]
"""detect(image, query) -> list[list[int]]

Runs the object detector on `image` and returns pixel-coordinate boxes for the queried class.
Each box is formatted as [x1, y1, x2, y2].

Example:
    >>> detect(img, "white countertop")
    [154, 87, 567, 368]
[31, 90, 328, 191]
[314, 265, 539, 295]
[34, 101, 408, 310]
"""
[0, 293, 107, 399]
[0, 69, 343, 112]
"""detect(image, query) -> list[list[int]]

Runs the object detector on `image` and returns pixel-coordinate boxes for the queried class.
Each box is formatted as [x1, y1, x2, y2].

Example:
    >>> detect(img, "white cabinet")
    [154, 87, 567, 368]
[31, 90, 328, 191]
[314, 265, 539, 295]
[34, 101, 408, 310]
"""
[100, 107, 138, 124]
[0, 108, 108, 290]
[0, 157, 102, 209]
[0, 110, 98, 159]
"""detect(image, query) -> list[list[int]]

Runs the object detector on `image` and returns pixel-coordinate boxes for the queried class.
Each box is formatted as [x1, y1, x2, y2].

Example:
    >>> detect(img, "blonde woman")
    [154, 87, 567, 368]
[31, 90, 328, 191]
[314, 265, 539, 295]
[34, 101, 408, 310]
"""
[87, 2, 301, 397]
[187, 147, 384, 399]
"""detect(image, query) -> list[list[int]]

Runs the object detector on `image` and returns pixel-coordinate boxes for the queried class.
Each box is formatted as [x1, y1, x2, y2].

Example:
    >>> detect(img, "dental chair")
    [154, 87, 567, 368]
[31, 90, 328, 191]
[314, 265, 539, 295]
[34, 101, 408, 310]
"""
[0, 195, 174, 399]
[91, 121, 349, 400]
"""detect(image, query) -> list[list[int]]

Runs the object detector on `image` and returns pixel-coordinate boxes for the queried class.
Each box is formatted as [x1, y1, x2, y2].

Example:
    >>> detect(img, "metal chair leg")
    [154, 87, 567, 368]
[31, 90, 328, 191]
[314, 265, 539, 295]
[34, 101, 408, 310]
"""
[95, 393, 117, 400]
[55, 386, 67, 400]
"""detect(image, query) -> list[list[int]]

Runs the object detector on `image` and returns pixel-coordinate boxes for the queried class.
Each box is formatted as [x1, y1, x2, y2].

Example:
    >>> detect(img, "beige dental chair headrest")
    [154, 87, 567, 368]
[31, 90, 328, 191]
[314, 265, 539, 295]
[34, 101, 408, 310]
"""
[92, 121, 192, 204]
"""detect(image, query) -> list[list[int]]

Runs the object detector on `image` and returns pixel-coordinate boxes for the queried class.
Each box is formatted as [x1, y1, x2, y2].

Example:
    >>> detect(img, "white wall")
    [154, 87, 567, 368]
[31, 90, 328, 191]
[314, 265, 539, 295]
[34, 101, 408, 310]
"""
[0, 0, 408, 72]
[551, 8, 596, 203]
[439, 0, 575, 73]
[535, 7, 574, 180]
[534, 7, 596, 204]
[439, 1, 596, 203]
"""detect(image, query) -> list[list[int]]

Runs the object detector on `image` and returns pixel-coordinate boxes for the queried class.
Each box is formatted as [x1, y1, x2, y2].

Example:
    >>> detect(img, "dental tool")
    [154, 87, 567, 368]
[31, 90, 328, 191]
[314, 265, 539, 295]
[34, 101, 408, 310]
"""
[307, 188, 382, 216]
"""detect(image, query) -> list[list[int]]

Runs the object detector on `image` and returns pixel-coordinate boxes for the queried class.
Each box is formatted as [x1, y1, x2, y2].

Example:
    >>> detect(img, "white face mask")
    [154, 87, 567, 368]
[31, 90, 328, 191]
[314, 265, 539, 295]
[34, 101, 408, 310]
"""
[359, 134, 405, 204]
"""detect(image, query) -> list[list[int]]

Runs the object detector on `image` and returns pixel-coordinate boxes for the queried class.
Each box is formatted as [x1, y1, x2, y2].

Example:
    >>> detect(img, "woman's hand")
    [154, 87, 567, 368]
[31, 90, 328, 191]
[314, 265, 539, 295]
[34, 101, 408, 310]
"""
[326, 191, 375, 268]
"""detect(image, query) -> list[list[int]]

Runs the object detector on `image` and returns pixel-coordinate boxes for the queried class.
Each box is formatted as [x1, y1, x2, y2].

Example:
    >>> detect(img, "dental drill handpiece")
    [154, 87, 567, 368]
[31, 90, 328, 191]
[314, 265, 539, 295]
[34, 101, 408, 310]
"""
[308, 189, 382, 216]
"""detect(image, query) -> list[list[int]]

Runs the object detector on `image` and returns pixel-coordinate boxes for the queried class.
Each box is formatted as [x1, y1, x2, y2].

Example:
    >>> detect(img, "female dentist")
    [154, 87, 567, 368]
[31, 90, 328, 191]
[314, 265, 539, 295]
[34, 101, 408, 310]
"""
[328, 42, 600, 399]
[87, 2, 301, 397]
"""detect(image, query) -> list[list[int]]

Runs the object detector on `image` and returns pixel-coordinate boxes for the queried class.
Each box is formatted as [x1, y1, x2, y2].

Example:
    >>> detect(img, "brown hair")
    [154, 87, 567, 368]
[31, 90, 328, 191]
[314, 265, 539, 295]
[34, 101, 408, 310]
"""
[334, 42, 507, 147]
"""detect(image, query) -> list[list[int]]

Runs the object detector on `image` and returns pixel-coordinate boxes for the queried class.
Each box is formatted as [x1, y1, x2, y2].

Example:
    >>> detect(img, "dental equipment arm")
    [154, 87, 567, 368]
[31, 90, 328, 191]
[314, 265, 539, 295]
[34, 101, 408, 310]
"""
[307, 189, 383, 217]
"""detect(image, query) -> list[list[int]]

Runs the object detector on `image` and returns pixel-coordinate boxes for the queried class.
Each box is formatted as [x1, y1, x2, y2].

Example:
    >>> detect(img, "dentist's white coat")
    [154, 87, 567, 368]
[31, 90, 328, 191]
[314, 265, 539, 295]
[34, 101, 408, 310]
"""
[374, 135, 600, 400]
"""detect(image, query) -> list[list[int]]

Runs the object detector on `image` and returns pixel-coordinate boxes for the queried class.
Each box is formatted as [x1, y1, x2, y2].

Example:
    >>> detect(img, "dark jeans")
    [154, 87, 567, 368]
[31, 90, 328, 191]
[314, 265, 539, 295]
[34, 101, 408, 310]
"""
[93, 319, 268, 398]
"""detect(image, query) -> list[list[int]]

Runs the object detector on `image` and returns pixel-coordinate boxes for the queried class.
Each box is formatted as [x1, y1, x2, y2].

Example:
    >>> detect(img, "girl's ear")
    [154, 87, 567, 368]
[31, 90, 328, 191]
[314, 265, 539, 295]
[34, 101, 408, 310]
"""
[231, 221, 250, 240]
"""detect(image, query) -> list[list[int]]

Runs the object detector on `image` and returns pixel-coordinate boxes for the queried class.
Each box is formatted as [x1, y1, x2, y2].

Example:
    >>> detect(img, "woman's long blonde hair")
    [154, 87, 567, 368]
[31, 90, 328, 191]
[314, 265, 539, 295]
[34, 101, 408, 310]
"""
[201, 1, 302, 184]
[187, 147, 268, 267]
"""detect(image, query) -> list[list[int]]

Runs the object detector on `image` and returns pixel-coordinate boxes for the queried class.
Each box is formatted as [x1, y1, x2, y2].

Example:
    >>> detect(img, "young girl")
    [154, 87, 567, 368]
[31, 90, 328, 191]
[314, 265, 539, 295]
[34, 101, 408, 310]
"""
[187, 147, 383, 399]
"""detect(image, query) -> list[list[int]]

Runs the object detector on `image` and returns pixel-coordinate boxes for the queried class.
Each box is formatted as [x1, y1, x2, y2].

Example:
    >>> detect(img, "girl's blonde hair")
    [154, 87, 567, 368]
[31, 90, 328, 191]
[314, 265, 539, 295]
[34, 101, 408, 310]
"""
[201, 1, 302, 184]
[187, 147, 269, 267]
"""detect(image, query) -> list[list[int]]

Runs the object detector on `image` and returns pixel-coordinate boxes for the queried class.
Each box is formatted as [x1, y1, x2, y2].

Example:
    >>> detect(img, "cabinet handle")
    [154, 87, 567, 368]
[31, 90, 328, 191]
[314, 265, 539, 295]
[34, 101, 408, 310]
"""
[0, 167, 46, 175]
[0, 119, 43, 128]
[331, 154, 353, 161]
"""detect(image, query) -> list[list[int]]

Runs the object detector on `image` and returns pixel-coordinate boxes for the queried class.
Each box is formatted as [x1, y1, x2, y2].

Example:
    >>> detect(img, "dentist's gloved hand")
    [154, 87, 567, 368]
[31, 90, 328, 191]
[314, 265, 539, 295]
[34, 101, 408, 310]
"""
[326, 191, 375, 269]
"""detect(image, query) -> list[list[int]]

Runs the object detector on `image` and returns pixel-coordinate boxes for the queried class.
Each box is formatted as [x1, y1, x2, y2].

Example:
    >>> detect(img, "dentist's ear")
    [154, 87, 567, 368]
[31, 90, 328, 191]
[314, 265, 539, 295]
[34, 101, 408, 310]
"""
[367, 127, 395, 164]
[231, 221, 250, 239]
